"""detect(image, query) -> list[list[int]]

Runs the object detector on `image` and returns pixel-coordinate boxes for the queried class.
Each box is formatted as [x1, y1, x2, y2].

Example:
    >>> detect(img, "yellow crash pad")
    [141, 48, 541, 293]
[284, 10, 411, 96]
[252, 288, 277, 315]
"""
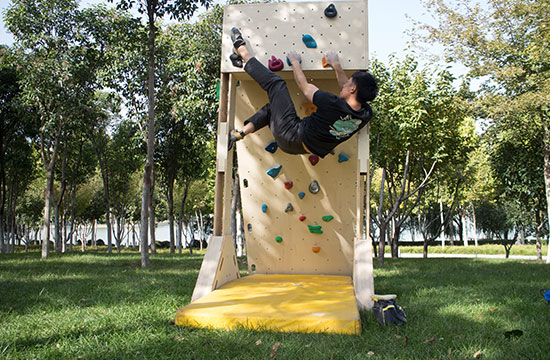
[175, 274, 360, 335]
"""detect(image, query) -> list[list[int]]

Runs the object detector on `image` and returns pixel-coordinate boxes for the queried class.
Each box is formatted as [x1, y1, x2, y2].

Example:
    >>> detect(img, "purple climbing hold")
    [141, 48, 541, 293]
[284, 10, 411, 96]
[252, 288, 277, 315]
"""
[268, 56, 284, 71]
[267, 165, 282, 179]
[302, 34, 317, 48]
[265, 141, 278, 154]
[338, 153, 349, 163]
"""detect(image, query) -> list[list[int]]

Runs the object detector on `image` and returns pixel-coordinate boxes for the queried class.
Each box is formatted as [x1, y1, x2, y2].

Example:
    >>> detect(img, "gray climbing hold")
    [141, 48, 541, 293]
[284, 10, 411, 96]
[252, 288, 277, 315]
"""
[285, 203, 294, 212]
[309, 180, 320, 194]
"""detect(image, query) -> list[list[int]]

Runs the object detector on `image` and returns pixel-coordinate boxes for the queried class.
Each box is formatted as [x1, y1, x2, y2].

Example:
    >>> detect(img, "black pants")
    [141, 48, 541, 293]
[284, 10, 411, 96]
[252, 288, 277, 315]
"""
[243, 57, 308, 154]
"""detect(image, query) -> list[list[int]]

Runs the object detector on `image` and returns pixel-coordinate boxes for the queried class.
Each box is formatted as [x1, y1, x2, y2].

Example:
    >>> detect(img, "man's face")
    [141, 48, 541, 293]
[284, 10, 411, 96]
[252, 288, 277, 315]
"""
[340, 78, 356, 99]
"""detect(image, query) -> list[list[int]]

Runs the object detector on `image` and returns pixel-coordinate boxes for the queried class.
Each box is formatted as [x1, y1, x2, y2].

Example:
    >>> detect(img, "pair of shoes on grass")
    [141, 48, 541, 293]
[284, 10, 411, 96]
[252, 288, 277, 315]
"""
[228, 129, 246, 151]
[229, 27, 245, 68]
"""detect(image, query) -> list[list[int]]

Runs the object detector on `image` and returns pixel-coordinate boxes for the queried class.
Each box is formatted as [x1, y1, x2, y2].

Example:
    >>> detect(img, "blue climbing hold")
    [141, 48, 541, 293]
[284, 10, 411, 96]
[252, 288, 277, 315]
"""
[286, 57, 302, 67]
[298, 192, 305, 199]
[302, 34, 317, 48]
[265, 141, 278, 154]
[262, 204, 268, 213]
[267, 165, 282, 179]
[338, 153, 349, 163]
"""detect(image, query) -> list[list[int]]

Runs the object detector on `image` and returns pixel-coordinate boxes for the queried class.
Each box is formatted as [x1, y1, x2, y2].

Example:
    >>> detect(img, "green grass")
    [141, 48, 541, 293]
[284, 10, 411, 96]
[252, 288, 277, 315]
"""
[0, 249, 549, 359]
[390, 244, 548, 256]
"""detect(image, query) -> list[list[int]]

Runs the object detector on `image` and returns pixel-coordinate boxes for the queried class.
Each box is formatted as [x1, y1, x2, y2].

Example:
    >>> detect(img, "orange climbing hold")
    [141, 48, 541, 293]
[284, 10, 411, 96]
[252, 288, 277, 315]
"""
[312, 246, 321, 253]
[302, 102, 317, 116]
[322, 56, 329, 68]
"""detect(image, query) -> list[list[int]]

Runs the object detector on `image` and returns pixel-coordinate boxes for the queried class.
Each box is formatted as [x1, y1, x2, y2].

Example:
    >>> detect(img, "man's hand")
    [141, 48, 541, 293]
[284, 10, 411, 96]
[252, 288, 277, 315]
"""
[324, 51, 340, 67]
[287, 50, 302, 66]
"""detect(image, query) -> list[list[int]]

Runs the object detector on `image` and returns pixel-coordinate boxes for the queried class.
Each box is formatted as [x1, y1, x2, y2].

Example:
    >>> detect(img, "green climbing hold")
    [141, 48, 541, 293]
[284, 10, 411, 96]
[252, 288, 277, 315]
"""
[275, 236, 283, 243]
[308, 225, 323, 234]
[322, 215, 334, 222]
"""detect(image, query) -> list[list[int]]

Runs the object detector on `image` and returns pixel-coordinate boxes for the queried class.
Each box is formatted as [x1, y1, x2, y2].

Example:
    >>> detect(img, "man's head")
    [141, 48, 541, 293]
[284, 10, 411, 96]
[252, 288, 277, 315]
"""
[351, 71, 378, 104]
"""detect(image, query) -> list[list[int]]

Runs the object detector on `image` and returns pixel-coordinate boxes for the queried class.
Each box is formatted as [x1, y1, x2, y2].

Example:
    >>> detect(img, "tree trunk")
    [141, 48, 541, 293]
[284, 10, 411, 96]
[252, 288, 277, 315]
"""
[69, 185, 76, 252]
[535, 209, 542, 260]
[543, 119, 550, 264]
[377, 221, 386, 264]
[439, 197, 445, 249]
[168, 178, 175, 253]
[390, 216, 399, 258]
[471, 202, 479, 248]
[149, 169, 157, 254]
[41, 165, 55, 259]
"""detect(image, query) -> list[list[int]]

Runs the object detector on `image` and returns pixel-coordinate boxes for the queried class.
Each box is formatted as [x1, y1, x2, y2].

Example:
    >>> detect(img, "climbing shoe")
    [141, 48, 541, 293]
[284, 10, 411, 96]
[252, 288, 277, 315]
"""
[229, 51, 243, 68]
[230, 27, 246, 49]
[228, 129, 246, 151]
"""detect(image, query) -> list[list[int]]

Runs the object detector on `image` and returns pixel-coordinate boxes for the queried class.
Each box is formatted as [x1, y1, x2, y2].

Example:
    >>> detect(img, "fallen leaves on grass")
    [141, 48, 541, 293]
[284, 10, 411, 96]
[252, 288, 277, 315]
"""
[367, 351, 375, 356]
[423, 336, 435, 344]
[473, 350, 482, 358]
[255, 340, 262, 346]
[270, 342, 281, 358]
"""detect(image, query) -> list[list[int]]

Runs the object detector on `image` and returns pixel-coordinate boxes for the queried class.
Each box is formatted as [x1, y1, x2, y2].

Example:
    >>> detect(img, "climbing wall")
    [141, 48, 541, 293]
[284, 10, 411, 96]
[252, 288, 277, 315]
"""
[221, 1, 368, 76]
[224, 1, 369, 275]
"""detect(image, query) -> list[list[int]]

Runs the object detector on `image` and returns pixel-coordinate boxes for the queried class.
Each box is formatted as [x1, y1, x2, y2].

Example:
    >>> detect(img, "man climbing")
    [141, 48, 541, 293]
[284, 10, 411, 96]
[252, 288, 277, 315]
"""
[228, 27, 378, 158]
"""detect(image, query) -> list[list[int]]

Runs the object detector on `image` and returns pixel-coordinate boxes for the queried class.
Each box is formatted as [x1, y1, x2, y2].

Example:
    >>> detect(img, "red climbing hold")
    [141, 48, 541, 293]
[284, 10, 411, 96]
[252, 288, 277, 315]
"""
[268, 56, 284, 72]
[284, 180, 293, 190]
[299, 215, 307, 222]
[309, 155, 319, 166]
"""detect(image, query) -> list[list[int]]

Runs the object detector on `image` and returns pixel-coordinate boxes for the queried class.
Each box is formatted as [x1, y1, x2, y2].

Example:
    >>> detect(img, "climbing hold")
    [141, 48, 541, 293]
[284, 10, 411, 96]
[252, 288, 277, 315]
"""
[338, 153, 350, 163]
[285, 203, 294, 212]
[262, 204, 268, 213]
[321, 56, 329, 68]
[268, 56, 284, 72]
[302, 102, 317, 116]
[308, 155, 319, 166]
[302, 34, 317, 48]
[312, 246, 321, 253]
[299, 215, 307, 222]
[298, 192, 305, 199]
[275, 236, 283, 243]
[247, 224, 252, 232]
[284, 180, 293, 190]
[286, 57, 302, 67]
[309, 180, 320, 194]
[322, 215, 334, 222]
[324, 3, 337, 18]
[308, 225, 323, 234]
[267, 165, 282, 179]
[229, 52, 243, 68]
[265, 141, 278, 154]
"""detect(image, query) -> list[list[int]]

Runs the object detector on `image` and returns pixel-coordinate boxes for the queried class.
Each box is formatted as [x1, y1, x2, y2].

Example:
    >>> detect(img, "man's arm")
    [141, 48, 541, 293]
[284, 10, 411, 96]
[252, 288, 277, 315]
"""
[324, 51, 347, 89]
[287, 50, 318, 103]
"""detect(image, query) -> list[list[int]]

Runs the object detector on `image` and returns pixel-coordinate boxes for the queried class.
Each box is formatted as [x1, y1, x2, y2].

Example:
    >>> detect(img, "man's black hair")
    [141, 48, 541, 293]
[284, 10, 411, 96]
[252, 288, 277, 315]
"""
[352, 71, 378, 104]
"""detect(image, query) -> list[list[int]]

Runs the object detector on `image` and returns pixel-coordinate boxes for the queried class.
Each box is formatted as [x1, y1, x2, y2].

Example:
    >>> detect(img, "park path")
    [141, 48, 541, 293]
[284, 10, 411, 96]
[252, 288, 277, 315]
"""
[388, 253, 547, 261]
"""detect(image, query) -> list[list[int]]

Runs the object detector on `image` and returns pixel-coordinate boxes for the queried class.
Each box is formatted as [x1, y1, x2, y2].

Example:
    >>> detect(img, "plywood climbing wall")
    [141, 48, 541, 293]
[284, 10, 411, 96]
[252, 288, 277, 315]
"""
[222, 1, 369, 275]
[221, 1, 369, 75]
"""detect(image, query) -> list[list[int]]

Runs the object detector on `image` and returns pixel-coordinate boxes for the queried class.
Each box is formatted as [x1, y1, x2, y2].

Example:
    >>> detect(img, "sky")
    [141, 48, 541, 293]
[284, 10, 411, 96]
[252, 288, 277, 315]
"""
[0, 0, 446, 66]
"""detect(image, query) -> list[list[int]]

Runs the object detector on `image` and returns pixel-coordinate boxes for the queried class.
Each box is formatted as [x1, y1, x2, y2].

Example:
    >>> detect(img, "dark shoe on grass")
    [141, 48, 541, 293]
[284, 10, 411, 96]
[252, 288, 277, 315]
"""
[230, 27, 246, 49]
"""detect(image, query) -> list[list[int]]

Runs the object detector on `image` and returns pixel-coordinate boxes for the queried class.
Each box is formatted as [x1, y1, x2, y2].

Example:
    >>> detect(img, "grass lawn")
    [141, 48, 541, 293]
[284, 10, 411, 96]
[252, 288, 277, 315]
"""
[0, 248, 549, 359]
